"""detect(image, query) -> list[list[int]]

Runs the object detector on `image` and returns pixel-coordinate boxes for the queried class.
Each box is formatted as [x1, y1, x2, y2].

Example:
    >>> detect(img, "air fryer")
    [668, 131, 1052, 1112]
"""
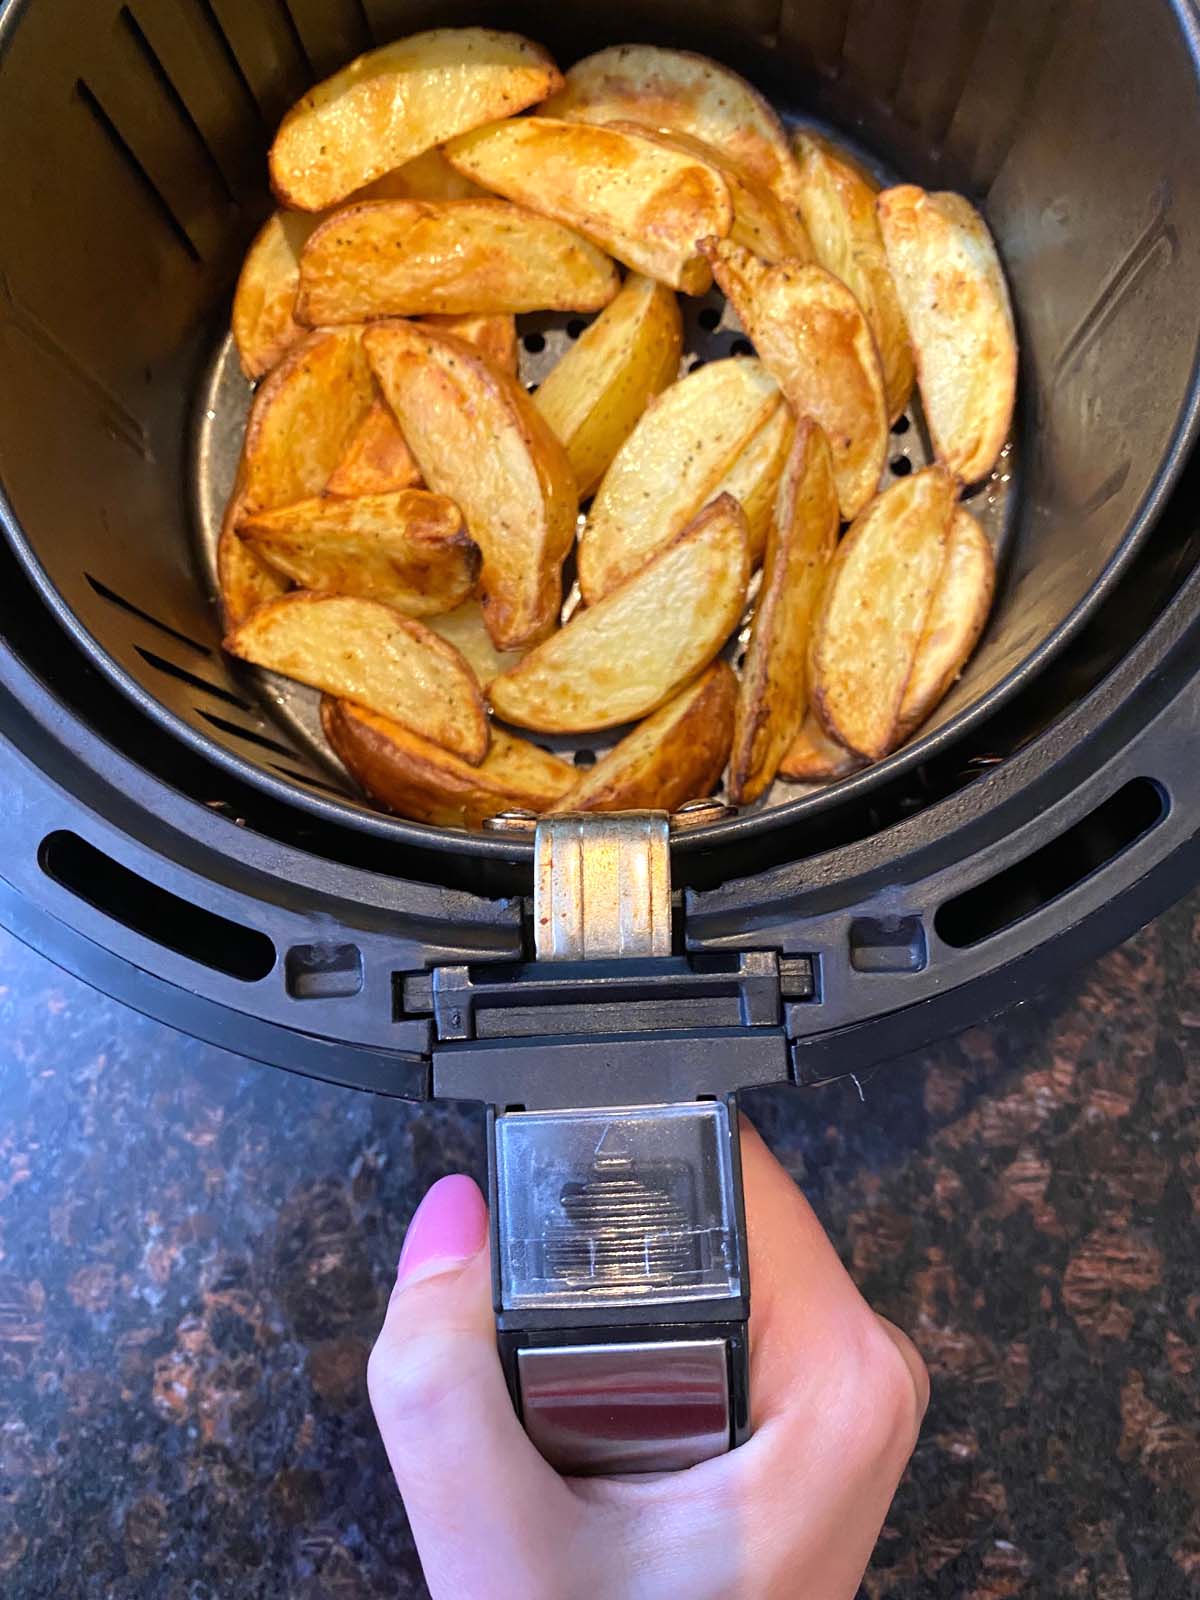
[2, 0, 1200, 1472]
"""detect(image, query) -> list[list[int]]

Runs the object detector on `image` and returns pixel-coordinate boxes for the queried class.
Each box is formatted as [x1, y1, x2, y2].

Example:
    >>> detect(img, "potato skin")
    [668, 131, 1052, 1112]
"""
[553, 663, 736, 813]
[323, 698, 573, 828]
[779, 713, 865, 783]
[895, 508, 995, 740]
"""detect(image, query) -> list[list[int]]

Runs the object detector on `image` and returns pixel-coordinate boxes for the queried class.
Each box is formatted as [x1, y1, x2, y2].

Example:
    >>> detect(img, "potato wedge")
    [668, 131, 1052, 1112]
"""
[239, 326, 375, 514]
[426, 601, 526, 687]
[553, 662, 736, 813]
[224, 593, 488, 763]
[608, 122, 811, 266]
[793, 134, 914, 423]
[896, 508, 995, 739]
[779, 713, 865, 783]
[877, 186, 1017, 484]
[810, 466, 955, 759]
[296, 200, 619, 324]
[325, 399, 421, 496]
[712, 402, 795, 564]
[445, 118, 732, 294]
[701, 240, 888, 520]
[421, 313, 518, 377]
[534, 275, 682, 497]
[322, 698, 573, 827]
[728, 422, 840, 803]
[270, 28, 562, 211]
[217, 486, 288, 627]
[232, 212, 322, 381]
[364, 320, 577, 651]
[544, 45, 802, 203]
[237, 490, 477, 617]
[490, 495, 749, 733]
[354, 146, 487, 202]
[577, 357, 781, 602]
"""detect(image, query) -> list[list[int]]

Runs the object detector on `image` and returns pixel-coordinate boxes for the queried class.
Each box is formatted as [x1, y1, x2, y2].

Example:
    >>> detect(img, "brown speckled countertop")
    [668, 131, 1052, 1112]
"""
[0, 895, 1198, 1598]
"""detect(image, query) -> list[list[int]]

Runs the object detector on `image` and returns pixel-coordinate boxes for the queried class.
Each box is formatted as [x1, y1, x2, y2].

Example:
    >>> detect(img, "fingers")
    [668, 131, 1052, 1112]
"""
[368, 1175, 578, 1600]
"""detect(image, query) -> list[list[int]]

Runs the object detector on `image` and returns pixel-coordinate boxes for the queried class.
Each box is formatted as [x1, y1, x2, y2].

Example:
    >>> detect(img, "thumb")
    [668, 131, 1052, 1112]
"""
[367, 1175, 573, 1600]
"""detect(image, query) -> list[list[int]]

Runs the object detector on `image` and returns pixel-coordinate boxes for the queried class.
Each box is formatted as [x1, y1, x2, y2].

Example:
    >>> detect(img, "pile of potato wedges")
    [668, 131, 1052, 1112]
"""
[219, 29, 1016, 827]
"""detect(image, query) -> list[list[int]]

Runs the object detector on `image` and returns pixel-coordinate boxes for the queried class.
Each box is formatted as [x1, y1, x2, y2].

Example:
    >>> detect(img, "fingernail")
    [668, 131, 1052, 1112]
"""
[396, 1174, 488, 1287]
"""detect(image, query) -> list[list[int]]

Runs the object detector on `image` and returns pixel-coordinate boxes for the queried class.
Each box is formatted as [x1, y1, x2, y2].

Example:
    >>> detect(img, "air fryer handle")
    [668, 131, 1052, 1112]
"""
[487, 813, 754, 1474]
[488, 1095, 751, 1476]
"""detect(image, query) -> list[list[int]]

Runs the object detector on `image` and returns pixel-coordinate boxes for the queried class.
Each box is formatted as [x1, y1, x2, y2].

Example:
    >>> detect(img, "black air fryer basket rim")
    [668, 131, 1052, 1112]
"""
[3, 0, 1200, 866]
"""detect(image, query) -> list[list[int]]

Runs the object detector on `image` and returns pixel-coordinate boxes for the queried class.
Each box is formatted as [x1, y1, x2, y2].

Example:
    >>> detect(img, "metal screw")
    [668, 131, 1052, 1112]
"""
[482, 809, 539, 834]
[670, 799, 737, 831]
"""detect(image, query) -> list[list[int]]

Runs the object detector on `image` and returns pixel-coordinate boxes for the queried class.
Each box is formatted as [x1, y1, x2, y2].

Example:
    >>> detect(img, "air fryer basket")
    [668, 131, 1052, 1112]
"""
[3, 0, 1200, 857]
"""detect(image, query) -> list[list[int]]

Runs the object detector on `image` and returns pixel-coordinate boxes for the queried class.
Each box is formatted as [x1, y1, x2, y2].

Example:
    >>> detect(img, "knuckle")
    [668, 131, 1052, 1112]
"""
[367, 1325, 473, 1426]
[820, 1310, 928, 1468]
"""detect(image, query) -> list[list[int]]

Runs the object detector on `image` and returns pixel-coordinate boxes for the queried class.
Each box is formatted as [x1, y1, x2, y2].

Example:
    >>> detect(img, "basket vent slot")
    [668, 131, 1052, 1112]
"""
[39, 831, 275, 981]
[135, 646, 253, 711]
[198, 710, 298, 760]
[268, 763, 351, 799]
[85, 574, 212, 656]
[935, 778, 1166, 948]
[117, 7, 236, 205]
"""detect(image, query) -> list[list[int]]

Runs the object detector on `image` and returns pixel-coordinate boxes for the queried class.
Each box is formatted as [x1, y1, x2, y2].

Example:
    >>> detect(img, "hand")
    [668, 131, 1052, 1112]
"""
[368, 1116, 928, 1600]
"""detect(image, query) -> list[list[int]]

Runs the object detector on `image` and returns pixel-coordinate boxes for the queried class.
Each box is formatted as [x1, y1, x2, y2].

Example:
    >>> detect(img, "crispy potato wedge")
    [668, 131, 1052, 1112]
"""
[896, 508, 995, 739]
[793, 134, 914, 423]
[239, 326, 375, 513]
[364, 320, 577, 650]
[269, 29, 562, 211]
[296, 199, 619, 324]
[217, 485, 288, 627]
[534, 274, 682, 497]
[421, 312, 518, 377]
[355, 146, 488, 202]
[445, 118, 732, 294]
[544, 45, 802, 203]
[426, 601, 526, 687]
[322, 697, 573, 827]
[727, 422, 840, 803]
[490, 495, 749, 733]
[608, 122, 811, 266]
[701, 240, 888, 520]
[232, 212, 322, 381]
[810, 466, 955, 759]
[325, 399, 421, 496]
[878, 186, 1017, 484]
[225, 593, 488, 762]
[238, 490, 477, 616]
[779, 713, 866, 783]
[553, 662, 736, 813]
[712, 401, 795, 564]
[577, 356, 781, 602]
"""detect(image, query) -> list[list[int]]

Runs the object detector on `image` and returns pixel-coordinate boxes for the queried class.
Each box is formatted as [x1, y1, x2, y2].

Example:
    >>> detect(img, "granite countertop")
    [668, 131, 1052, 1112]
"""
[0, 892, 1197, 1599]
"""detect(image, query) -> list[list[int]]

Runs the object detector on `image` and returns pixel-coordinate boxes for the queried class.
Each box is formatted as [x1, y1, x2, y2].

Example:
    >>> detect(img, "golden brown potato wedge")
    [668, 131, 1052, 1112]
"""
[426, 601, 526, 687]
[534, 275, 683, 497]
[877, 186, 1017, 484]
[793, 133, 914, 423]
[544, 45, 802, 203]
[232, 212, 322, 381]
[810, 466, 956, 760]
[577, 356, 781, 602]
[445, 118, 732, 294]
[322, 697, 573, 828]
[239, 326, 376, 513]
[607, 122, 812, 266]
[489, 495, 749, 733]
[896, 508, 995, 739]
[225, 593, 488, 762]
[237, 490, 477, 617]
[701, 240, 888, 521]
[354, 146, 488, 202]
[364, 320, 577, 651]
[421, 312, 518, 377]
[711, 402, 795, 565]
[296, 200, 619, 324]
[324, 399, 421, 496]
[269, 29, 562, 211]
[779, 713, 866, 783]
[727, 422, 840, 803]
[553, 662, 736, 813]
[217, 485, 288, 628]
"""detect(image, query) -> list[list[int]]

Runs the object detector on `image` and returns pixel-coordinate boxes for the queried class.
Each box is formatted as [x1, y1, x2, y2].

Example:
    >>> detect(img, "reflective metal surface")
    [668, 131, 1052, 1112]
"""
[518, 1338, 731, 1475]
[533, 812, 672, 961]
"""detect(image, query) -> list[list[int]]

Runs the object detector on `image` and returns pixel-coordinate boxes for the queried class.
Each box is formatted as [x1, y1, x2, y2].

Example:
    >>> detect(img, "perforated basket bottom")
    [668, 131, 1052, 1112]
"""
[191, 122, 1018, 819]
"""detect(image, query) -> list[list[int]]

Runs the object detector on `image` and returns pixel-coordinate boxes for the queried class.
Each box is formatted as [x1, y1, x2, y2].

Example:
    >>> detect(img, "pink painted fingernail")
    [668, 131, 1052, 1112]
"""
[396, 1174, 488, 1285]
